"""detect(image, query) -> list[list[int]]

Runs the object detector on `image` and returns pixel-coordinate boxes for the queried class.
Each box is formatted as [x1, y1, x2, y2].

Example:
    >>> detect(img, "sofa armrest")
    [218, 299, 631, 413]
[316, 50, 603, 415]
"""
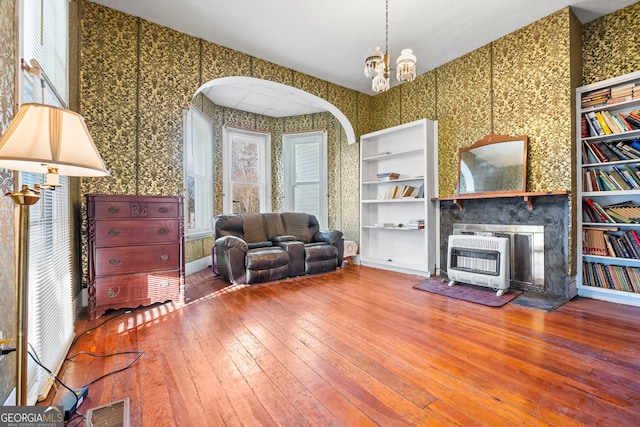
[312, 230, 344, 263]
[215, 236, 249, 284]
[271, 234, 297, 243]
[312, 229, 343, 245]
[215, 235, 248, 252]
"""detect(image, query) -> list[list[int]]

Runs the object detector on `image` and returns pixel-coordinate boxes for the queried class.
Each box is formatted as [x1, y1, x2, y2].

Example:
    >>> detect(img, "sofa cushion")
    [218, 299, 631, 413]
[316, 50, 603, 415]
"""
[264, 213, 286, 239]
[248, 241, 273, 249]
[281, 212, 310, 243]
[305, 242, 338, 261]
[241, 213, 267, 243]
[246, 247, 289, 270]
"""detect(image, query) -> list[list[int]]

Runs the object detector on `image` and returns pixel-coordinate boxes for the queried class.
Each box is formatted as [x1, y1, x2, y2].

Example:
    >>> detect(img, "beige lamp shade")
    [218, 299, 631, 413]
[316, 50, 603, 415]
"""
[0, 103, 109, 177]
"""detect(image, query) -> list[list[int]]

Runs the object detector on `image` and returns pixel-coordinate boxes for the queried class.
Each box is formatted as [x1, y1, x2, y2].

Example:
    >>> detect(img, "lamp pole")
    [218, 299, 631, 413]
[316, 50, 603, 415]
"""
[9, 185, 41, 406]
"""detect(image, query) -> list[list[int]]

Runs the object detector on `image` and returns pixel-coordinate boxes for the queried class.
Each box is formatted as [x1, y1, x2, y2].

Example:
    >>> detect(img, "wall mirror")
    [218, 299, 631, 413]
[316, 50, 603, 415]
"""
[457, 134, 528, 196]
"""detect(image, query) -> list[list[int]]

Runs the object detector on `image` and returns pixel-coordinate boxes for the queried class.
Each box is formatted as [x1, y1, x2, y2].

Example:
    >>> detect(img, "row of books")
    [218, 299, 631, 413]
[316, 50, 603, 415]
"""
[582, 139, 640, 163]
[583, 165, 640, 192]
[377, 172, 399, 181]
[581, 81, 640, 109]
[583, 199, 640, 224]
[583, 261, 640, 293]
[382, 185, 418, 199]
[582, 226, 640, 259]
[407, 219, 424, 229]
[582, 110, 640, 138]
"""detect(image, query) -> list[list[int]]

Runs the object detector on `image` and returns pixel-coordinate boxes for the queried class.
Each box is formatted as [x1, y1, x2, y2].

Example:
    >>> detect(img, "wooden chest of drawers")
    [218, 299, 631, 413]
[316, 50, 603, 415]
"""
[86, 194, 185, 319]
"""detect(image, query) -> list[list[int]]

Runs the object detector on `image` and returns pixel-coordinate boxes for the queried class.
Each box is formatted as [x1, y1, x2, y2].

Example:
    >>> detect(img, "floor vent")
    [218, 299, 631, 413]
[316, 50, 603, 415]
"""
[85, 397, 130, 427]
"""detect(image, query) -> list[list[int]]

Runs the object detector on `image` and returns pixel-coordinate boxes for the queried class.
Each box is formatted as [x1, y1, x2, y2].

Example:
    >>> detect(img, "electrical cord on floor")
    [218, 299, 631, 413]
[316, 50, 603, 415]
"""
[69, 310, 131, 349]
[66, 349, 144, 388]
[26, 350, 85, 426]
[66, 412, 85, 427]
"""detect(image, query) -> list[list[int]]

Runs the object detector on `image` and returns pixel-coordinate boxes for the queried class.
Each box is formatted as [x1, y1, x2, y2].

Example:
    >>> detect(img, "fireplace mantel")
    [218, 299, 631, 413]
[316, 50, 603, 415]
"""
[435, 190, 569, 211]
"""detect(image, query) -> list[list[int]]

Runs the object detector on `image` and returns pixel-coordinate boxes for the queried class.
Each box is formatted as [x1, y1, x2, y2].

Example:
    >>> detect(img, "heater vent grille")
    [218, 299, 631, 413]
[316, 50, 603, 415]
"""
[447, 235, 510, 295]
[86, 397, 130, 427]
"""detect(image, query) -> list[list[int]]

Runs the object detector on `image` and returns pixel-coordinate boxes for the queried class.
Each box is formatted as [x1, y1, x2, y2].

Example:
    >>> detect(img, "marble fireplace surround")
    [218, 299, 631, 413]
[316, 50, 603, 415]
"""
[438, 194, 572, 299]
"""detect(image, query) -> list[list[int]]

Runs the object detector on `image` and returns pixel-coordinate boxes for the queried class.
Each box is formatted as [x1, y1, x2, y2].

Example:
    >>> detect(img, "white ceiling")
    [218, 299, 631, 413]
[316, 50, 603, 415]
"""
[92, 0, 638, 116]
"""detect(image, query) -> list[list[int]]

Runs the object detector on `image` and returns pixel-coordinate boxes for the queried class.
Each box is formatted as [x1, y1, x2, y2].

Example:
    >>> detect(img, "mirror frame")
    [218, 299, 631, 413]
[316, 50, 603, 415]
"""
[456, 133, 528, 197]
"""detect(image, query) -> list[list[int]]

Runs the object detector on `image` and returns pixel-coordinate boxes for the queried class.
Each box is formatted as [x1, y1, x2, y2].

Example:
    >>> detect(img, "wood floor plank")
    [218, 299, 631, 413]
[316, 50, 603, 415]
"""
[39, 265, 640, 426]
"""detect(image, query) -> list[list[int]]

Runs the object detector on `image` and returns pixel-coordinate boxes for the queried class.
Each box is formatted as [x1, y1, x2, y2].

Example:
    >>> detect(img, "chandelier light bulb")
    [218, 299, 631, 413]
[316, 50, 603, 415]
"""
[364, 46, 384, 79]
[396, 48, 417, 83]
[372, 70, 389, 93]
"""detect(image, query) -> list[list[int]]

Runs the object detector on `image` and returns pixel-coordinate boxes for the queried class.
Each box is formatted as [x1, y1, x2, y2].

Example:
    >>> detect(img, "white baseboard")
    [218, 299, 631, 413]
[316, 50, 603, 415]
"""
[186, 256, 211, 276]
[78, 287, 88, 309]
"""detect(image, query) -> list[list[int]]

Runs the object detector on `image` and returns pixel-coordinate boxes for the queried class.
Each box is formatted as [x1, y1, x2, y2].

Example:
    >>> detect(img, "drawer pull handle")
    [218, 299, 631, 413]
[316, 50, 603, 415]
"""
[159, 281, 169, 288]
[107, 288, 116, 298]
[159, 207, 168, 213]
[108, 206, 120, 214]
[108, 229, 120, 236]
[160, 254, 169, 261]
[159, 227, 169, 234]
[109, 258, 121, 265]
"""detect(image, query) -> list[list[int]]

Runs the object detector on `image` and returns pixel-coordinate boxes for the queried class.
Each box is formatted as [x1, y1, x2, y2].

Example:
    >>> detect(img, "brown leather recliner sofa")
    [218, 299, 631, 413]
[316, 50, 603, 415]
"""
[213, 212, 344, 285]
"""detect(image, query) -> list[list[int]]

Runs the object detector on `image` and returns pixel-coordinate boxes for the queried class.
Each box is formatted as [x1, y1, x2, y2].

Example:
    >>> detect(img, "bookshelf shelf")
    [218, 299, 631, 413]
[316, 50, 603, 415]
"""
[362, 148, 424, 162]
[577, 70, 640, 306]
[361, 198, 425, 204]
[362, 225, 425, 231]
[582, 128, 640, 144]
[581, 96, 640, 114]
[362, 177, 424, 185]
[359, 119, 438, 276]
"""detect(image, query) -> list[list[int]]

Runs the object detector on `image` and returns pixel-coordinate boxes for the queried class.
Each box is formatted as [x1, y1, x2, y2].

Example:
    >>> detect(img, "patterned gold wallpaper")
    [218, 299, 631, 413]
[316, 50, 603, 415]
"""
[0, 0, 16, 402]
[435, 46, 493, 197]
[137, 21, 201, 196]
[79, 4, 139, 196]
[492, 8, 574, 194]
[583, 2, 640, 85]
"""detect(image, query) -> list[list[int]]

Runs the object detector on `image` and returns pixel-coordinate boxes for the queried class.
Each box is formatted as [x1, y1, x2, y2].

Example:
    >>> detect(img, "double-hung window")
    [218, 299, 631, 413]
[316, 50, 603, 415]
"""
[283, 131, 328, 225]
[183, 108, 214, 238]
[19, 0, 74, 404]
[222, 127, 272, 214]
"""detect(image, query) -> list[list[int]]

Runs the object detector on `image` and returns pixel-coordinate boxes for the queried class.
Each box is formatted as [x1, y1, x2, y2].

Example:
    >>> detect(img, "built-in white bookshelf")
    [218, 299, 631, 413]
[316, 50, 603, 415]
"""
[577, 70, 640, 307]
[359, 118, 438, 276]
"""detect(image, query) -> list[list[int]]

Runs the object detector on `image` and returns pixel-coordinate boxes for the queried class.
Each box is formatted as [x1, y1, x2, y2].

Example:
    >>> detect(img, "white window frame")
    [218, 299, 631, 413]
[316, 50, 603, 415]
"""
[18, 0, 73, 405]
[183, 108, 214, 239]
[222, 127, 272, 214]
[283, 131, 328, 226]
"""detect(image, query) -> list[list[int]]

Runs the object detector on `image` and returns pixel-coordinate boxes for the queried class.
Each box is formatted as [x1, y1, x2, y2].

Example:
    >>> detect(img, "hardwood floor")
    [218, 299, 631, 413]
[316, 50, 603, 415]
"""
[42, 265, 640, 426]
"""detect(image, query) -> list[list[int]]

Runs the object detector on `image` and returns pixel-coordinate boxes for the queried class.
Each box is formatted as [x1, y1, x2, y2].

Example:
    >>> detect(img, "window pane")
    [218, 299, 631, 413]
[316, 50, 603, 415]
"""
[295, 142, 319, 182]
[232, 139, 259, 183]
[294, 183, 320, 213]
[232, 183, 260, 213]
[183, 108, 213, 237]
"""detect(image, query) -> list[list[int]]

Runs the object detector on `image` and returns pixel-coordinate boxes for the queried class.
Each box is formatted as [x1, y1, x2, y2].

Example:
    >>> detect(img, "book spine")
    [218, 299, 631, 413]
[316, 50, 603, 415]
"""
[585, 198, 614, 222]
[587, 112, 605, 136]
[605, 142, 630, 160]
[595, 112, 612, 134]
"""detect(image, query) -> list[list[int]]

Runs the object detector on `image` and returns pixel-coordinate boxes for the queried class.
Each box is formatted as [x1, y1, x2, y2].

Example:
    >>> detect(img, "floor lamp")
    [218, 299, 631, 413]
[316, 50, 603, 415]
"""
[0, 103, 109, 405]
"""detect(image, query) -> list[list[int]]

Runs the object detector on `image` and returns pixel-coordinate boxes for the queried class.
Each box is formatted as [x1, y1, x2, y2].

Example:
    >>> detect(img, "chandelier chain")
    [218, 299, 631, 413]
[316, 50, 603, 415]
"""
[385, 0, 389, 53]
